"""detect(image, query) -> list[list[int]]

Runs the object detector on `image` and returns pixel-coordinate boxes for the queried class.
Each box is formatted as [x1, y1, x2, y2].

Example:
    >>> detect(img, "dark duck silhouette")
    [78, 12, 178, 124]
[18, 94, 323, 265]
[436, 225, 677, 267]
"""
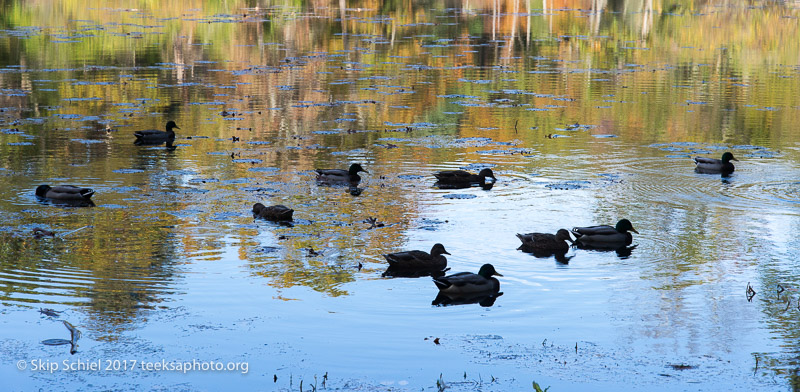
[382, 243, 449, 277]
[693, 152, 737, 174]
[433, 264, 502, 294]
[252, 203, 294, 221]
[134, 121, 179, 146]
[516, 229, 572, 253]
[315, 163, 368, 185]
[36, 185, 94, 202]
[572, 219, 638, 249]
[434, 168, 496, 189]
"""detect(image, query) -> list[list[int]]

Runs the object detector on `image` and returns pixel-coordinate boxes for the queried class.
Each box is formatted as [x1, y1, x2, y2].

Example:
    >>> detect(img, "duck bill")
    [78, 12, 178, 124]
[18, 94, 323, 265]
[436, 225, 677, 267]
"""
[494, 272, 503, 277]
[631, 228, 639, 234]
[443, 251, 451, 255]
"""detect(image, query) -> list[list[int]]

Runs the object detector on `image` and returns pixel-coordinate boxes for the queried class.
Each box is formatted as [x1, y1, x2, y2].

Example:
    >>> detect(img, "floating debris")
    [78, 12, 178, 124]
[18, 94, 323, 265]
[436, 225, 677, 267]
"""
[363, 217, 385, 229]
[32, 228, 55, 239]
[41, 320, 81, 354]
[545, 181, 590, 190]
[39, 308, 61, 317]
[442, 194, 477, 199]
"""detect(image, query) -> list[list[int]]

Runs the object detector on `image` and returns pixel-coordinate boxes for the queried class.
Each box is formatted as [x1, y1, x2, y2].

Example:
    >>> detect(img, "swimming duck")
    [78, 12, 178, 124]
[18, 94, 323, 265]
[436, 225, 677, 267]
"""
[383, 243, 450, 272]
[134, 121, 179, 146]
[35, 185, 95, 201]
[434, 168, 496, 187]
[252, 203, 294, 221]
[516, 229, 572, 253]
[315, 163, 368, 184]
[694, 152, 737, 174]
[572, 219, 638, 248]
[433, 264, 502, 294]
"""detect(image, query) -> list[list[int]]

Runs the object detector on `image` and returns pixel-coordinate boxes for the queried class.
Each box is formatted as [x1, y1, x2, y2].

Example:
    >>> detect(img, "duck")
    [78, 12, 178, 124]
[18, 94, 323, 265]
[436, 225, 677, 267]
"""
[572, 219, 638, 248]
[434, 168, 496, 188]
[35, 185, 95, 201]
[383, 243, 450, 272]
[315, 163, 368, 184]
[134, 121, 179, 146]
[252, 203, 294, 221]
[516, 229, 572, 253]
[694, 152, 737, 174]
[433, 263, 502, 294]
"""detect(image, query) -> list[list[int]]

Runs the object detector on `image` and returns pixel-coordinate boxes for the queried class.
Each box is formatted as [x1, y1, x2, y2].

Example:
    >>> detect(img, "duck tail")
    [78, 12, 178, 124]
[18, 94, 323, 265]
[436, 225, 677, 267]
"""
[432, 277, 450, 290]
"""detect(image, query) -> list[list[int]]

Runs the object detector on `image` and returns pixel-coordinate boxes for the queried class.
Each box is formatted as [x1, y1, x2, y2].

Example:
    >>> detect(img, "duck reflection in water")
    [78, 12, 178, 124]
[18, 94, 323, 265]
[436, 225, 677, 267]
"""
[575, 242, 637, 259]
[348, 185, 364, 196]
[432, 291, 503, 307]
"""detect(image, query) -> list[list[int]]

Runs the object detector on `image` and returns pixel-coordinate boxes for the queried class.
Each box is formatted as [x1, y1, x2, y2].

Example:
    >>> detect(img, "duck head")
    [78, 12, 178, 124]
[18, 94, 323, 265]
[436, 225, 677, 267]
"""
[721, 152, 738, 163]
[478, 263, 503, 278]
[35, 185, 51, 197]
[478, 168, 497, 181]
[615, 219, 639, 234]
[348, 163, 368, 175]
[431, 243, 451, 256]
[165, 121, 180, 132]
[555, 229, 573, 243]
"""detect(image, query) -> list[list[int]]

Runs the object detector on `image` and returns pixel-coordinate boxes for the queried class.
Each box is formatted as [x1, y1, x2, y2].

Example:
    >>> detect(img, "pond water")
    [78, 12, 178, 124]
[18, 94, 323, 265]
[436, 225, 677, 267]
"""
[1, 0, 800, 390]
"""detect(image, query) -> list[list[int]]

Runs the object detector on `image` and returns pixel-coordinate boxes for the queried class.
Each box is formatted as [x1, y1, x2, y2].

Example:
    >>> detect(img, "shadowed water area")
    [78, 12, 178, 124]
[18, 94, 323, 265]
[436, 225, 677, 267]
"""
[1, 0, 800, 390]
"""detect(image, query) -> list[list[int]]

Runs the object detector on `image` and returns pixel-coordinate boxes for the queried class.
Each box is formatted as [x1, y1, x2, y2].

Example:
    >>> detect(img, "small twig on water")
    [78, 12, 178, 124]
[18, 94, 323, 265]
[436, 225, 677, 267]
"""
[60, 225, 93, 237]
[754, 355, 759, 376]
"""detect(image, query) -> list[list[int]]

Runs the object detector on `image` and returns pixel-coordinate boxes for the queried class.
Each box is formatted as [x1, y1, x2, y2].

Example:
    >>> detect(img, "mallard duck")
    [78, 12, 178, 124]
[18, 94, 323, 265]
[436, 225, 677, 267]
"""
[315, 163, 368, 184]
[383, 243, 449, 272]
[516, 229, 572, 253]
[252, 203, 294, 221]
[572, 219, 638, 248]
[694, 152, 737, 174]
[433, 263, 502, 294]
[434, 168, 496, 187]
[134, 121, 179, 146]
[35, 185, 94, 201]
